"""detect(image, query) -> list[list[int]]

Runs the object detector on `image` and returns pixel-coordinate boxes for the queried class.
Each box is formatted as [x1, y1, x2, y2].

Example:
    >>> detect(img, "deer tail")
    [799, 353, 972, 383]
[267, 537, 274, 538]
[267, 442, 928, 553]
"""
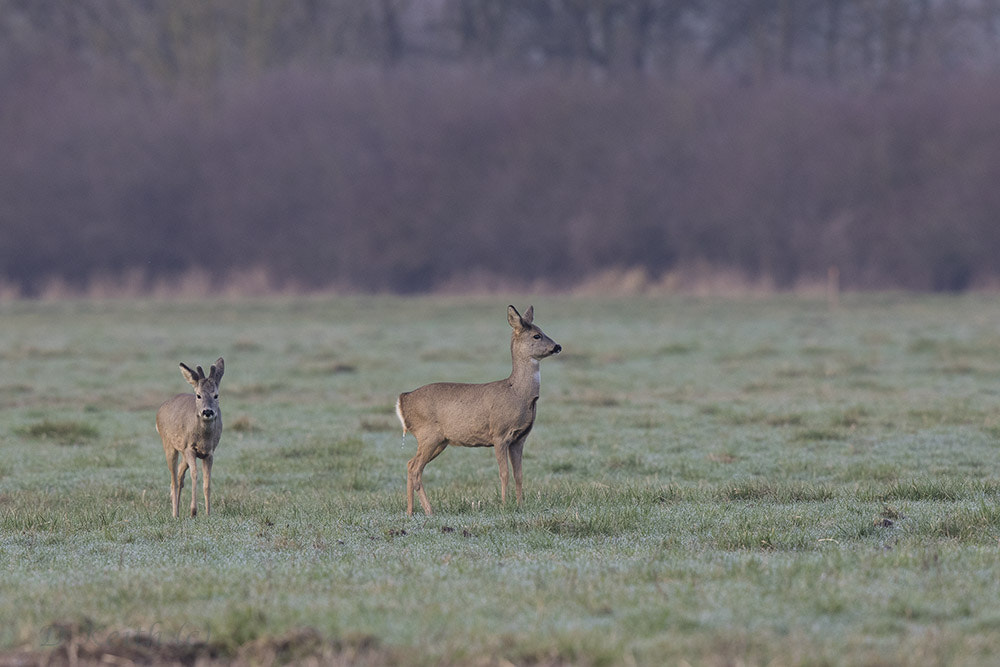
[395, 394, 408, 435]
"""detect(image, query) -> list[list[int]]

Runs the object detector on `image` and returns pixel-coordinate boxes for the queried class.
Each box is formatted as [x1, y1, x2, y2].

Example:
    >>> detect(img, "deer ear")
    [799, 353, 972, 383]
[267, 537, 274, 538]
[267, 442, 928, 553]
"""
[507, 305, 523, 330]
[210, 357, 225, 385]
[179, 363, 200, 388]
[521, 306, 534, 326]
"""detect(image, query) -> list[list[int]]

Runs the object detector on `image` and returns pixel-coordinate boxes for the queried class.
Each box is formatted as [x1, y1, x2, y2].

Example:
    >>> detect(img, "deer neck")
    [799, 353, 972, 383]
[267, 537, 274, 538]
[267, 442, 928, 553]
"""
[509, 351, 541, 398]
[195, 411, 221, 437]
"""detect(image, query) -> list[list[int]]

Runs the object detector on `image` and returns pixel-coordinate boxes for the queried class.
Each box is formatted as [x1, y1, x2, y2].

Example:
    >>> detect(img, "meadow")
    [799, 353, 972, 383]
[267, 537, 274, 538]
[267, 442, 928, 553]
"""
[2, 294, 1000, 665]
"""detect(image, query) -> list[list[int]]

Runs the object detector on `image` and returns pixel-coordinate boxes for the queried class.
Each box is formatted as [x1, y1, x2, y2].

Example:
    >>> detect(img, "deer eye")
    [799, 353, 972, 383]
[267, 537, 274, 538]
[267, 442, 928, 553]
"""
[196, 394, 202, 399]
[214, 394, 219, 399]
[533, 334, 541, 340]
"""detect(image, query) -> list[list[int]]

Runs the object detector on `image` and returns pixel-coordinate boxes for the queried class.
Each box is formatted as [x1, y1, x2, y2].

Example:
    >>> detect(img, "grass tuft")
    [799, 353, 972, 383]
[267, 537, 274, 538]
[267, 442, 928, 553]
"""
[719, 480, 836, 503]
[880, 479, 963, 501]
[792, 428, 847, 442]
[516, 504, 649, 538]
[212, 607, 269, 653]
[227, 416, 260, 433]
[16, 419, 98, 444]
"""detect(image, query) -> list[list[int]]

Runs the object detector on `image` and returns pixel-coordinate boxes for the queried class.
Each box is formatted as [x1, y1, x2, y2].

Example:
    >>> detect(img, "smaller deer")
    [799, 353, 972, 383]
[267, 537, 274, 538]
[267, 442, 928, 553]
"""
[156, 358, 224, 518]
[396, 305, 561, 515]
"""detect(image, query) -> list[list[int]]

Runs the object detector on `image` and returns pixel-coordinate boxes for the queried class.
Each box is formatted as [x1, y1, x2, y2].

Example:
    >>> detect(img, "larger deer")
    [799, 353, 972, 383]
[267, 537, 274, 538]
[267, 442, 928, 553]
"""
[156, 358, 224, 518]
[396, 305, 561, 515]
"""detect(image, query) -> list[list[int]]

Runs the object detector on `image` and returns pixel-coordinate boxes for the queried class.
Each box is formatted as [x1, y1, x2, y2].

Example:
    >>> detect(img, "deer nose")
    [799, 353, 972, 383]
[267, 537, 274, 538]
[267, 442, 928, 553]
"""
[552, 344, 562, 354]
[202, 409, 215, 419]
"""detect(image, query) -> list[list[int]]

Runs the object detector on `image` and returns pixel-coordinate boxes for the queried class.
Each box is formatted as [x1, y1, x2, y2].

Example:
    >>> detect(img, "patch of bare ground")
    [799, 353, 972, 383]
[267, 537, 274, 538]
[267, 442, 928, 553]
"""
[0, 626, 393, 667]
[0, 628, 587, 666]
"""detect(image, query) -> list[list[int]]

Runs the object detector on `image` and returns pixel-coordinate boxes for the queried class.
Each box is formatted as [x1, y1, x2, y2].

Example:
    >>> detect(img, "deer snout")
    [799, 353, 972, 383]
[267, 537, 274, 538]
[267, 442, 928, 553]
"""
[201, 408, 216, 420]
[552, 344, 562, 354]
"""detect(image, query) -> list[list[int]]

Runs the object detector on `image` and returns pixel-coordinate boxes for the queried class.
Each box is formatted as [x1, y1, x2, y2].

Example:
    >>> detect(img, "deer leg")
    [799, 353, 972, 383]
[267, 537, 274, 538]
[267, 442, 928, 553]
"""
[176, 456, 189, 518]
[509, 437, 527, 506]
[407, 437, 446, 516]
[165, 449, 180, 518]
[202, 455, 213, 516]
[183, 450, 199, 517]
[494, 442, 511, 504]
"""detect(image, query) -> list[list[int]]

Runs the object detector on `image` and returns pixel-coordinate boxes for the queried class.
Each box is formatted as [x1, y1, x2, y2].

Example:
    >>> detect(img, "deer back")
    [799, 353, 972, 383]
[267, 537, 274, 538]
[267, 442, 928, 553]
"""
[398, 378, 535, 447]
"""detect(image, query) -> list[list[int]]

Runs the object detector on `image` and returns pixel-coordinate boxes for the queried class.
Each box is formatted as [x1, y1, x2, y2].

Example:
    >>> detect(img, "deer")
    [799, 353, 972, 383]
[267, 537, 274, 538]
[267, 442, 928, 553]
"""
[395, 305, 561, 516]
[156, 358, 224, 518]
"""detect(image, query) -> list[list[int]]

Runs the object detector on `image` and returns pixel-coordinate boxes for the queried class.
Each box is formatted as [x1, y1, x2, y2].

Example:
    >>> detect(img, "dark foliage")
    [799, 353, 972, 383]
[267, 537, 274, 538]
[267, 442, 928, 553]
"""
[3, 1, 1000, 293]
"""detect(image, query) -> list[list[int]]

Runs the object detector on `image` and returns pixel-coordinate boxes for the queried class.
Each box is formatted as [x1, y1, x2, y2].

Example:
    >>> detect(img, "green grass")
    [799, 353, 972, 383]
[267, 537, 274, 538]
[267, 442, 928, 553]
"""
[2, 294, 1000, 664]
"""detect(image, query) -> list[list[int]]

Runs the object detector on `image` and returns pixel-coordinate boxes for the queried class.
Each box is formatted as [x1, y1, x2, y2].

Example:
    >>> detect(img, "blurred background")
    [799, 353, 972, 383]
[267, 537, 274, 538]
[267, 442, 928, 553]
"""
[3, 0, 1000, 297]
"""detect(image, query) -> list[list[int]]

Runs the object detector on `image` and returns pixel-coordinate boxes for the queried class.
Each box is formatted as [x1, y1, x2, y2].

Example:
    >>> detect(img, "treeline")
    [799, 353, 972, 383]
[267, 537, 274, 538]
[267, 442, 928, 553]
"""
[4, 1, 1000, 83]
[3, 2, 1000, 294]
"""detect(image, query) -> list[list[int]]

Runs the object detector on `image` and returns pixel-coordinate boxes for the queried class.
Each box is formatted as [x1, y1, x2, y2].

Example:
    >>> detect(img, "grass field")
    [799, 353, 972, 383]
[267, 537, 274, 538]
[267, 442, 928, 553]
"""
[2, 294, 1000, 665]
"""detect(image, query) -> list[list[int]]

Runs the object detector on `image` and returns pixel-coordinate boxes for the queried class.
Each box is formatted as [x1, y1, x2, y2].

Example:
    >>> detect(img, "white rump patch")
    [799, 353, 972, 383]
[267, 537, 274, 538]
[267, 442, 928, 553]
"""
[395, 396, 407, 433]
